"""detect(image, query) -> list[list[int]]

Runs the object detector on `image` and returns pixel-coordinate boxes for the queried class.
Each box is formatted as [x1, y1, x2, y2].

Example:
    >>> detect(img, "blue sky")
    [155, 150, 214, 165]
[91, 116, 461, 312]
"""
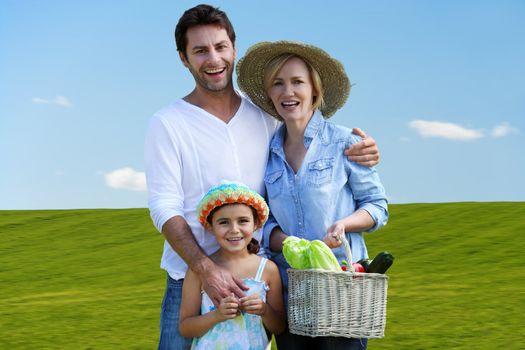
[1, 0, 524, 210]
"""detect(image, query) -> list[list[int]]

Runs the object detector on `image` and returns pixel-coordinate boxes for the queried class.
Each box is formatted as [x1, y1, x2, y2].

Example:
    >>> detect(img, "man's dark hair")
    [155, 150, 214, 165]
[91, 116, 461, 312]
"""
[175, 4, 236, 58]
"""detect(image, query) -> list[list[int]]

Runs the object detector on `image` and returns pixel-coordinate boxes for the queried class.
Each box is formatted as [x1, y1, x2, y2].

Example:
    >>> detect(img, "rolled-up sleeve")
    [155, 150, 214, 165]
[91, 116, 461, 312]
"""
[346, 139, 389, 232]
[144, 115, 185, 233]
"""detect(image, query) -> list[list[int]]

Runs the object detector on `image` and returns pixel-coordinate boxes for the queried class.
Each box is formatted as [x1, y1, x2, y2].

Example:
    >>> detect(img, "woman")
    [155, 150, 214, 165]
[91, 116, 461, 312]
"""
[237, 41, 389, 350]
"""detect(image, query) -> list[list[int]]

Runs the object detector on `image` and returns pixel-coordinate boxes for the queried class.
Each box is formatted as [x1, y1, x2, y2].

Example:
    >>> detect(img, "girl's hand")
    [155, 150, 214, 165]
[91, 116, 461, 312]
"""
[239, 293, 267, 316]
[324, 222, 345, 248]
[215, 295, 240, 321]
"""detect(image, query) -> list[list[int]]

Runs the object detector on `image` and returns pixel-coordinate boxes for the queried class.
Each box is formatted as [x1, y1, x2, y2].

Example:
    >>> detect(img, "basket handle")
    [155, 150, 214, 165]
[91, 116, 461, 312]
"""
[337, 233, 355, 273]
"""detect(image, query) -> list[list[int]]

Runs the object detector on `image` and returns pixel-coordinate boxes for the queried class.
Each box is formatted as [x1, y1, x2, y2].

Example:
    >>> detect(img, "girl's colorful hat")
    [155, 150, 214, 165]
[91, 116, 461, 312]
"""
[197, 182, 269, 230]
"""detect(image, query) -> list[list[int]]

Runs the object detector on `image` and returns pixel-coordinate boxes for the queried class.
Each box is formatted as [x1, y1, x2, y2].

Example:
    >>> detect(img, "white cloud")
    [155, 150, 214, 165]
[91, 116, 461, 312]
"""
[409, 120, 484, 141]
[104, 167, 146, 192]
[32, 95, 73, 107]
[491, 122, 519, 138]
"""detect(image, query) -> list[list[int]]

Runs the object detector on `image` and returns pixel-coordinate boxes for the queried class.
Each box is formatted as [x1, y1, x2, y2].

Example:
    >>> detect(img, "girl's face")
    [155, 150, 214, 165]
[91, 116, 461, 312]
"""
[206, 204, 256, 254]
[268, 57, 316, 124]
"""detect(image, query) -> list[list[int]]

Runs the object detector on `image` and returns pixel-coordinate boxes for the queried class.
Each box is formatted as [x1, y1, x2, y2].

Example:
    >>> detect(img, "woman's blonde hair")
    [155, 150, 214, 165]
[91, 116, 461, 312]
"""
[263, 54, 325, 119]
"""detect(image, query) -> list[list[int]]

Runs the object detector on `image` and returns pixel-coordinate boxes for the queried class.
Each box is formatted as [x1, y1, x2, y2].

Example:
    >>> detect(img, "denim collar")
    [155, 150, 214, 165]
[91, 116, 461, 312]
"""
[270, 110, 325, 157]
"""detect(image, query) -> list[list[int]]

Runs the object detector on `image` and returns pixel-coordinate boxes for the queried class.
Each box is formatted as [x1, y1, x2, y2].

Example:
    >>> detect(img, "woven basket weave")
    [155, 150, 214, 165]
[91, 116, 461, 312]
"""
[287, 235, 388, 338]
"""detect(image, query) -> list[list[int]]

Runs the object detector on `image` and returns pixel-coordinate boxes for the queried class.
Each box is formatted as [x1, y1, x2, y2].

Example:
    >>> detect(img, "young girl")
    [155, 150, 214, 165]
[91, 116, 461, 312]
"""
[179, 182, 285, 349]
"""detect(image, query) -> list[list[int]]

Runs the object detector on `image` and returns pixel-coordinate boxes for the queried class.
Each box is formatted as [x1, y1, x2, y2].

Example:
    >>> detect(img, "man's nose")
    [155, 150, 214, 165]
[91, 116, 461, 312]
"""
[207, 48, 221, 63]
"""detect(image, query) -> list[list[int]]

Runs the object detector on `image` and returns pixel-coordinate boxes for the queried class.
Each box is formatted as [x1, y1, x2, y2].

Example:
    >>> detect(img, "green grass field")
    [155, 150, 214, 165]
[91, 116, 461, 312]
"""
[1, 202, 524, 349]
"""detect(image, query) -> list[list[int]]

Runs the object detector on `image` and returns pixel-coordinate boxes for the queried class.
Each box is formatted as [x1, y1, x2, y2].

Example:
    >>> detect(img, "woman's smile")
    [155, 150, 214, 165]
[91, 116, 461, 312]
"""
[269, 57, 315, 122]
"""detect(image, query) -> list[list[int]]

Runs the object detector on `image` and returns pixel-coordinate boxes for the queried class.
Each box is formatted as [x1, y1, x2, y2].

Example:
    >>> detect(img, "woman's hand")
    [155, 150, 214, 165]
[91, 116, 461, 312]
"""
[239, 293, 267, 316]
[214, 295, 240, 321]
[324, 221, 345, 248]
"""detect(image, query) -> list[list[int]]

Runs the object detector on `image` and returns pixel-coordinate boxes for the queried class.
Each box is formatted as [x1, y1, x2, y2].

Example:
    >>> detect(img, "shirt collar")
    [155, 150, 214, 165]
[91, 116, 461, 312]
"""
[270, 110, 325, 155]
[303, 110, 324, 148]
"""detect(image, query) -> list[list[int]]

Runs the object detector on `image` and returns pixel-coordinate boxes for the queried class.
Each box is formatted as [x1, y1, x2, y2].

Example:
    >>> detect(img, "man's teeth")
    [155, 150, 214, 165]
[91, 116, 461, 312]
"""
[205, 68, 225, 74]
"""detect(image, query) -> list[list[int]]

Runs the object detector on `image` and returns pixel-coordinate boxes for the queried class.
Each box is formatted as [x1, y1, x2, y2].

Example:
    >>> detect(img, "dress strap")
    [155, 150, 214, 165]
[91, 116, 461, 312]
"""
[254, 257, 268, 281]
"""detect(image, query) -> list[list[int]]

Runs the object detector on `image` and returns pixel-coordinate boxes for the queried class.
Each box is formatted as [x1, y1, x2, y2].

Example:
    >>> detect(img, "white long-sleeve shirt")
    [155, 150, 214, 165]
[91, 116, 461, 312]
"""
[145, 95, 279, 279]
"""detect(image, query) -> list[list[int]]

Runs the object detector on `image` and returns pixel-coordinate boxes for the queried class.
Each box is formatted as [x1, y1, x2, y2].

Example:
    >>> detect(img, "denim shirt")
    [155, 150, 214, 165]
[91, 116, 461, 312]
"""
[262, 111, 388, 298]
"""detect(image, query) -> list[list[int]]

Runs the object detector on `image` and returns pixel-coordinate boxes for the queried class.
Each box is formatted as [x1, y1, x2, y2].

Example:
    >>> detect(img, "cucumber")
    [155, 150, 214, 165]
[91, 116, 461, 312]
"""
[356, 258, 371, 271]
[366, 251, 394, 274]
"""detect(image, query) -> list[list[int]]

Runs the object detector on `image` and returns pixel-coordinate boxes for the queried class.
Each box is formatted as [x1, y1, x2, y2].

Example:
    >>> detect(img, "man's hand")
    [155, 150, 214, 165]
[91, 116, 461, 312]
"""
[200, 262, 248, 307]
[345, 127, 380, 167]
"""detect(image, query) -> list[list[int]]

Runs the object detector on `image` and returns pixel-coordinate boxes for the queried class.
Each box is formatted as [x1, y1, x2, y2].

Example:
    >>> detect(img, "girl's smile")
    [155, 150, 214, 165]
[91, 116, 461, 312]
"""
[207, 204, 256, 253]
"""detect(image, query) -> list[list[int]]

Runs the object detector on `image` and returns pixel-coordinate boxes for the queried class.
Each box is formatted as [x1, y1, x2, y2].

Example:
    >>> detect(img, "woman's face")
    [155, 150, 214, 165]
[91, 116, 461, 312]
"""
[268, 57, 315, 123]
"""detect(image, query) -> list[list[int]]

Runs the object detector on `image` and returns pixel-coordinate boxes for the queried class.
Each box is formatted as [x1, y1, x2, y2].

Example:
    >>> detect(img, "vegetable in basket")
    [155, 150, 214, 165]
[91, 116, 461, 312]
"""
[366, 251, 394, 274]
[282, 236, 311, 269]
[309, 240, 341, 272]
[282, 237, 341, 272]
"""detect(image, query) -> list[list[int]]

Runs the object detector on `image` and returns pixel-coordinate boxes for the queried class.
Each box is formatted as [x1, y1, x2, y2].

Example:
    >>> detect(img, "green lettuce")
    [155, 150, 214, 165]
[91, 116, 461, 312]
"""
[282, 236, 311, 269]
[309, 240, 341, 272]
[282, 237, 341, 271]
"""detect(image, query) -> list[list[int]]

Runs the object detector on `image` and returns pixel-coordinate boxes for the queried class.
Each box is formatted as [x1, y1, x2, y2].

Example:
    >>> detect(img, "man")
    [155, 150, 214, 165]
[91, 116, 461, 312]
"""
[144, 4, 380, 349]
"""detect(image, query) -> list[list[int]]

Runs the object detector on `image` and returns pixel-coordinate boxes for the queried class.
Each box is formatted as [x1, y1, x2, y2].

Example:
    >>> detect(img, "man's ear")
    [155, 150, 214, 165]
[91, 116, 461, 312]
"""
[179, 51, 189, 68]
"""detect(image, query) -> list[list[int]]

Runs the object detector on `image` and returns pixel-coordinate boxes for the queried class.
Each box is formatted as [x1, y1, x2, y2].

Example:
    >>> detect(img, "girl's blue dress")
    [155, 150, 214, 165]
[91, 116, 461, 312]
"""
[191, 257, 270, 350]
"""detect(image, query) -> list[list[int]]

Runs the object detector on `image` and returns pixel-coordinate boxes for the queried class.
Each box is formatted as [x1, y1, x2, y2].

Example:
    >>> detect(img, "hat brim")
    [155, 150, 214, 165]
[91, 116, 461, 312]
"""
[236, 41, 350, 119]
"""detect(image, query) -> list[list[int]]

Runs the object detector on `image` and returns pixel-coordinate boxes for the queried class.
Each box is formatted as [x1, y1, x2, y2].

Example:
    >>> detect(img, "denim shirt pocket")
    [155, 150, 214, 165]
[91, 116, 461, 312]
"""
[264, 169, 284, 197]
[307, 157, 335, 186]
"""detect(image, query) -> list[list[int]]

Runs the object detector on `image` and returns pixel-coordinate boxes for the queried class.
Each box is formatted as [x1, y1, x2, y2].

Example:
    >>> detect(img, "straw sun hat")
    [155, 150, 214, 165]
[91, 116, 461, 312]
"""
[236, 41, 350, 119]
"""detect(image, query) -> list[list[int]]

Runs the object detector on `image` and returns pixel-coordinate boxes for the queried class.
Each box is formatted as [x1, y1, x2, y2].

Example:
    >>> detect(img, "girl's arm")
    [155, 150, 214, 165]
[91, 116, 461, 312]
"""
[240, 260, 286, 335]
[179, 268, 239, 337]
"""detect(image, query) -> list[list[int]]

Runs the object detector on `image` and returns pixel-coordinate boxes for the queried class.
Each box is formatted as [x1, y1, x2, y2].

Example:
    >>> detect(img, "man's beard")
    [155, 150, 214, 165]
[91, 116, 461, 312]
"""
[189, 65, 232, 92]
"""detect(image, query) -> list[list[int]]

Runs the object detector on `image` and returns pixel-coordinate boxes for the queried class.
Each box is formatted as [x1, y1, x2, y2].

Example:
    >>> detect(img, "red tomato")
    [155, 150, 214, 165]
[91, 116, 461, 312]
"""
[352, 263, 365, 273]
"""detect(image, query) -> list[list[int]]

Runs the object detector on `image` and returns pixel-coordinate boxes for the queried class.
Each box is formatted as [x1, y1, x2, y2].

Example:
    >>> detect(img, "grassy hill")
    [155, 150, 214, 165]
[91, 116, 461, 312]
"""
[1, 203, 524, 349]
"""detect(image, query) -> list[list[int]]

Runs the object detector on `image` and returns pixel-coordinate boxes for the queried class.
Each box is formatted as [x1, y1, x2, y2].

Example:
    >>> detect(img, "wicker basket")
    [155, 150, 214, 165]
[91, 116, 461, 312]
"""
[287, 235, 388, 338]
